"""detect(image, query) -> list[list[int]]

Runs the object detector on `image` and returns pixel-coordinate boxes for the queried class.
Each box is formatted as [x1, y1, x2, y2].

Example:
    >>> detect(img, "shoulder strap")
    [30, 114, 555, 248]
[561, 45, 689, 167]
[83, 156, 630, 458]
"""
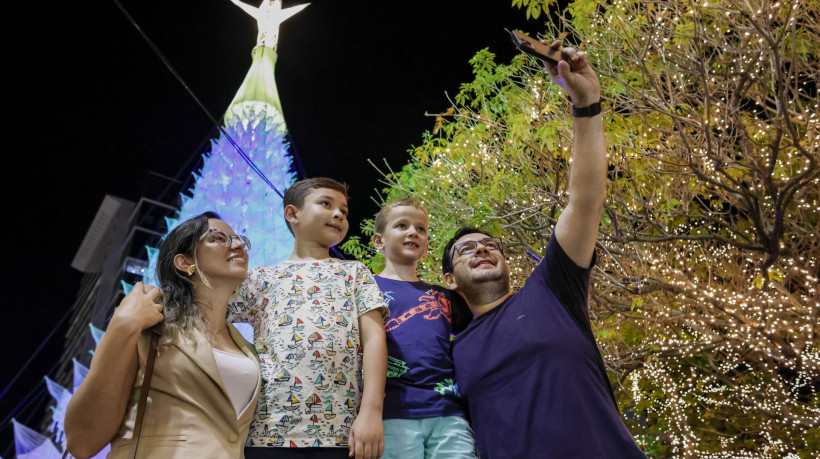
[128, 329, 161, 459]
[61, 330, 162, 459]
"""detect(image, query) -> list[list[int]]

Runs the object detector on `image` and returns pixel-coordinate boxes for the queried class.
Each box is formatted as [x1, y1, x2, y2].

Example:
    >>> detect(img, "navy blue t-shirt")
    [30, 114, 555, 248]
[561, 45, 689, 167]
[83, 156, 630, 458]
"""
[453, 237, 643, 458]
[374, 277, 467, 420]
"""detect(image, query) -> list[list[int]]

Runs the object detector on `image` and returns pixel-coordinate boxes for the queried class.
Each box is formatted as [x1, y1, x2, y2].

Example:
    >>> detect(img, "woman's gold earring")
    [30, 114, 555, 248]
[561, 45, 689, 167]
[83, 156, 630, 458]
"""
[187, 264, 196, 276]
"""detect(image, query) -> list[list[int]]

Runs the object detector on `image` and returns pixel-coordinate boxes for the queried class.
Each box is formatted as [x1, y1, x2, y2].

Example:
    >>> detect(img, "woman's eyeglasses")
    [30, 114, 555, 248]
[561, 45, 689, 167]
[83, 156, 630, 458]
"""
[200, 229, 251, 251]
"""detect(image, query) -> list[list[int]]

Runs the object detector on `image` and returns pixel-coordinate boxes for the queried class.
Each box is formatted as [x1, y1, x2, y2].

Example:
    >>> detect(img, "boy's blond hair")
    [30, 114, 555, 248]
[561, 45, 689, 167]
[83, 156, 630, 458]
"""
[374, 198, 428, 234]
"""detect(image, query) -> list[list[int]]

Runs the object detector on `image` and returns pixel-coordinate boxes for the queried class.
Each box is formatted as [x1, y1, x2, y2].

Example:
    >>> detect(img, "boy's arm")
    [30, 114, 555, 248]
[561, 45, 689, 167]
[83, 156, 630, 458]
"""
[227, 268, 263, 324]
[349, 308, 387, 459]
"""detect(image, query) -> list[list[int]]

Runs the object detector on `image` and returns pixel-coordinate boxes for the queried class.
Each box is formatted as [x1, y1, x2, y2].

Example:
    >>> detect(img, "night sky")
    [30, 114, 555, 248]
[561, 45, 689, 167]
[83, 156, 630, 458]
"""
[1, 0, 541, 451]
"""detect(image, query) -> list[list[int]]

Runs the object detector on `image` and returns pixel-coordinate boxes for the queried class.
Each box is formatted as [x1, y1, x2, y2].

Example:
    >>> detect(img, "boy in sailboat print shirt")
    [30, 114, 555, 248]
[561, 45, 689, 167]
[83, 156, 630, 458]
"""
[228, 178, 389, 459]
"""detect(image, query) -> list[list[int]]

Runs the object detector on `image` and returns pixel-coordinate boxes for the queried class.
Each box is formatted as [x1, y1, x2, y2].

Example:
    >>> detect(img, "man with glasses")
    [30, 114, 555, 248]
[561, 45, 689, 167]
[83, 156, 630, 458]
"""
[440, 41, 644, 458]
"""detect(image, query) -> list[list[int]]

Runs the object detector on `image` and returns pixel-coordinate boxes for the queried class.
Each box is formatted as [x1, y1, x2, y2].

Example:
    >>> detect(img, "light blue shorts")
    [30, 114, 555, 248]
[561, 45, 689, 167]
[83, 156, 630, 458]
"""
[382, 416, 477, 459]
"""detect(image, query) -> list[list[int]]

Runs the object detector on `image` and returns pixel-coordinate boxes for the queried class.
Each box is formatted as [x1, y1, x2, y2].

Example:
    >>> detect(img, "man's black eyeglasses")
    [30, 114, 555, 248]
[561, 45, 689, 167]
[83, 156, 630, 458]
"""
[450, 237, 503, 266]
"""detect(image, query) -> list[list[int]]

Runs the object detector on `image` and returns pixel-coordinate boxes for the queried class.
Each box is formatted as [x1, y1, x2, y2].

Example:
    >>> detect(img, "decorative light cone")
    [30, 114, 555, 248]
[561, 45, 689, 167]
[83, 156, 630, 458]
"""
[145, 43, 297, 287]
[12, 418, 62, 458]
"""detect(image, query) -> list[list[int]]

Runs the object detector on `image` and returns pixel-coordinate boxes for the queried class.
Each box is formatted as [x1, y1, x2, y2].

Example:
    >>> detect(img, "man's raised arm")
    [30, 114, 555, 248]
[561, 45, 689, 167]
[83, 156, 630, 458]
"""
[543, 40, 607, 268]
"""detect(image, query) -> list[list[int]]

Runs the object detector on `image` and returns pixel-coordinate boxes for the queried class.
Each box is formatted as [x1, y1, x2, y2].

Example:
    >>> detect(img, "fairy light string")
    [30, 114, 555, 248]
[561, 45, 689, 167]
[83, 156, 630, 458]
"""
[346, 0, 819, 455]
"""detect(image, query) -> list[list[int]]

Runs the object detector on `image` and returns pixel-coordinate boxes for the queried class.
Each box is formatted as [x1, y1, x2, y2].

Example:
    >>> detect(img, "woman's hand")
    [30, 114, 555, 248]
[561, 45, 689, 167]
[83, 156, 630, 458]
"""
[111, 281, 163, 332]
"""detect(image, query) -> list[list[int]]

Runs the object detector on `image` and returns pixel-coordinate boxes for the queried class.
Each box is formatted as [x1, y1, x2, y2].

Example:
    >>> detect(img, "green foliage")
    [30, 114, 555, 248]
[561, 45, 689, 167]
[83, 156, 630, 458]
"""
[511, 0, 555, 20]
[346, 0, 820, 456]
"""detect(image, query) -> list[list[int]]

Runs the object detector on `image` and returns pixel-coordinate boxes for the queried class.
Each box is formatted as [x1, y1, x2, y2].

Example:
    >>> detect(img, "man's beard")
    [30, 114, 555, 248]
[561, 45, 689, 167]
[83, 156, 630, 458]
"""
[466, 263, 510, 290]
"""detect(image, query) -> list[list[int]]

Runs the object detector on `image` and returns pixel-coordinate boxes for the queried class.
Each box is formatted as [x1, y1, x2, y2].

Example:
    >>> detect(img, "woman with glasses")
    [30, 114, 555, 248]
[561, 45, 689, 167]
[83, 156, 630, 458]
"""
[65, 211, 261, 458]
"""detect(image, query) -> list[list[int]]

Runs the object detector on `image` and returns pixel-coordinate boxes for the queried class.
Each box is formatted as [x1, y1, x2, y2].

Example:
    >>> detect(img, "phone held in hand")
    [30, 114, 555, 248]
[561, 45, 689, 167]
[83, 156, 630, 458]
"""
[509, 30, 564, 65]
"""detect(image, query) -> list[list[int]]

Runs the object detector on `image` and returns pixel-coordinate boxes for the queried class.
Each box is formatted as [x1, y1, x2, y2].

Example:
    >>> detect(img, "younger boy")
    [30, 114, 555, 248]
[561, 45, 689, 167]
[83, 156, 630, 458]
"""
[229, 177, 388, 459]
[372, 198, 476, 458]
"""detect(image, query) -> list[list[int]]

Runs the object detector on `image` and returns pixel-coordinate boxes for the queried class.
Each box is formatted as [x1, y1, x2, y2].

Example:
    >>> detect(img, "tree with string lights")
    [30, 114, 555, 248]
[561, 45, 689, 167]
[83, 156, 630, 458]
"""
[343, 0, 819, 456]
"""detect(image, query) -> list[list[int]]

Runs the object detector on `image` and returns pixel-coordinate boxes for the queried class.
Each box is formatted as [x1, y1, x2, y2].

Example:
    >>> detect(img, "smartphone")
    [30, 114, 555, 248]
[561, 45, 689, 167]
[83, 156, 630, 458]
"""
[509, 30, 564, 65]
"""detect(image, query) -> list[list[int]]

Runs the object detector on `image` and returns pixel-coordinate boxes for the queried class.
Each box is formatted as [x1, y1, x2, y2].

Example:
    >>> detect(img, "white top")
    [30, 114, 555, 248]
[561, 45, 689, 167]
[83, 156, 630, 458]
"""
[212, 348, 259, 417]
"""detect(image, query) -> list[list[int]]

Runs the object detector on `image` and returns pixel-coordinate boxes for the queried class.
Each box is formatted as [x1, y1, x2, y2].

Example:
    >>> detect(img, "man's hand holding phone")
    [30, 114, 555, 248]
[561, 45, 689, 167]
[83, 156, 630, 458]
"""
[510, 31, 600, 109]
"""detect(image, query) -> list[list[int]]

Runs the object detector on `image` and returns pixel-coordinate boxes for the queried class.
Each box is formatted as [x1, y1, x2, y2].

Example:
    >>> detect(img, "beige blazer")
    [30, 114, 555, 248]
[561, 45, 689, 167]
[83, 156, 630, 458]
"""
[108, 323, 261, 459]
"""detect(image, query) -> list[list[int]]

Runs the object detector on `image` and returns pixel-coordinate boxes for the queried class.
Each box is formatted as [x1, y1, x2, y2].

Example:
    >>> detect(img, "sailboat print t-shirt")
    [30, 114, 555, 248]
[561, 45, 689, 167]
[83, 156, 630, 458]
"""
[228, 258, 388, 448]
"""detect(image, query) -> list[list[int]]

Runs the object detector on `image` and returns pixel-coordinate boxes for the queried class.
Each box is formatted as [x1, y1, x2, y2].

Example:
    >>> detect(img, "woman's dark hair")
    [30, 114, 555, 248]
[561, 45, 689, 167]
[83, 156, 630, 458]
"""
[155, 211, 221, 344]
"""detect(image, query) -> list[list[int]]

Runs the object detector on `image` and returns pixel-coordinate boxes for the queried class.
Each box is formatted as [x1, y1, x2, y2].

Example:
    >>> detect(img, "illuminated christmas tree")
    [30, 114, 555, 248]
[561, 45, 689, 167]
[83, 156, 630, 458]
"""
[144, 0, 309, 285]
[20, 3, 308, 456]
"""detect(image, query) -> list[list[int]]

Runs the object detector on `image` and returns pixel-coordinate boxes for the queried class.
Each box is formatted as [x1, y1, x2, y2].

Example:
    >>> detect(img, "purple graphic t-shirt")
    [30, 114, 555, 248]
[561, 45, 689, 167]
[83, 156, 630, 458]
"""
[374, 277, 467, 420]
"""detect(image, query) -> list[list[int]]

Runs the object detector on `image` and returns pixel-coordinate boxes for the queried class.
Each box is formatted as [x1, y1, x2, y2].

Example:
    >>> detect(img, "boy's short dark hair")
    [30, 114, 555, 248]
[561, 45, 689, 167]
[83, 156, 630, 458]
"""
[283, 177, 349, 234]
[374, 198, 428, 234]
[441, 226, 496, 275]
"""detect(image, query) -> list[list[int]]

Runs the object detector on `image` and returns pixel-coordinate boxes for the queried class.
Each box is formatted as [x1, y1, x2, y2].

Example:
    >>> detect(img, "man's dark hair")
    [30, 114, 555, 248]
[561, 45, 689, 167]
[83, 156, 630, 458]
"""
[441, 226, 496, 275]
[282, 177, 349, 235]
